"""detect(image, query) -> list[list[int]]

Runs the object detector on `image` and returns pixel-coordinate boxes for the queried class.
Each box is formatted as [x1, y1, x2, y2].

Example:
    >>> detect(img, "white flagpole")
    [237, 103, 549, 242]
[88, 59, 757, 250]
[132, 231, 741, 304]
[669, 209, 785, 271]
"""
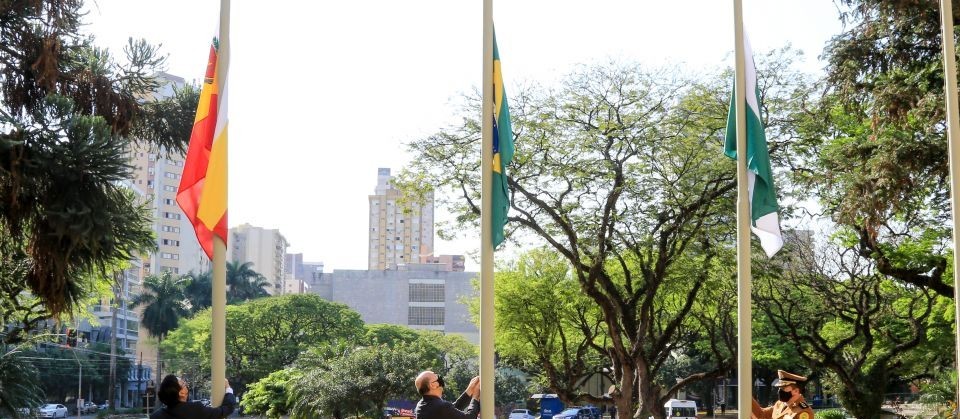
[732, 1, 753, 417]
[210, 0, 229, 407]
[937, 0, 960, 407]
[480, 0, 496, 418]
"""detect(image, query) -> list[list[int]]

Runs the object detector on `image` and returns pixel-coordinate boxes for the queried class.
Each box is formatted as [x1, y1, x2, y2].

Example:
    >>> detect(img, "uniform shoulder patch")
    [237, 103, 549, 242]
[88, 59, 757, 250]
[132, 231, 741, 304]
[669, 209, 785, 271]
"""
[798, 412, 810, 419]
[798, 402, 809, 409]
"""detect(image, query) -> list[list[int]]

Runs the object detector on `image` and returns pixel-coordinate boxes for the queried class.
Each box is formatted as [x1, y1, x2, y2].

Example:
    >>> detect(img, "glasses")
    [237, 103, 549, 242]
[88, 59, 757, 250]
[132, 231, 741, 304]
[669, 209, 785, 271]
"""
[432, 376, 445, 388]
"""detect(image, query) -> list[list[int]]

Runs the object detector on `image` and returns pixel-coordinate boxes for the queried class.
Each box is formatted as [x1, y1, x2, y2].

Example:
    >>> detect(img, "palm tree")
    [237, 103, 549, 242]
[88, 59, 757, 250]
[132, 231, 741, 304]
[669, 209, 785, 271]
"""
[131, 271, 189, 379]
[183, 270, 212, 314]
[226, 261, 271, 303]
[0, 345, 42, 417]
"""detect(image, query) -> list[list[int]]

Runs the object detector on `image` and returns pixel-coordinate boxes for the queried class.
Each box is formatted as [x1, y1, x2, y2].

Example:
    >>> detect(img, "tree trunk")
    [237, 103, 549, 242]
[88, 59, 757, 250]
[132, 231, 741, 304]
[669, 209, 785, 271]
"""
[615, 363, 635, 419]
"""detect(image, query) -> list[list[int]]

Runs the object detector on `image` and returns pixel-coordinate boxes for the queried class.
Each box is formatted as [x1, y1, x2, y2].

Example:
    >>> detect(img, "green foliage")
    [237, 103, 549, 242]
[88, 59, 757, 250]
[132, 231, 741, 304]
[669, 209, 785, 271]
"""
[289, 345, 423, 419]
[754, 238, 947, 419]
[241, 368, 301, 418]
[183, 271, 212, 314]
[403, 50, 810, 418]
[24, 342, 132, 404]
[815, 409, 845, 419]
[226, 261, 271, 303]
[0, 0, 197, 317]
[131, 271, 189, 341]
[162, 294, 365, 391]
[0, 346, 42, 418]
[792, 0, 957, 299]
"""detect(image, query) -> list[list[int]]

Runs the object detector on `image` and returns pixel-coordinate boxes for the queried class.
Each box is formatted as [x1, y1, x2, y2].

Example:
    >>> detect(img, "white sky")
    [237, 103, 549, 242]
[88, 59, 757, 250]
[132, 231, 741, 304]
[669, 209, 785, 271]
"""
[83, 0, 843, 271]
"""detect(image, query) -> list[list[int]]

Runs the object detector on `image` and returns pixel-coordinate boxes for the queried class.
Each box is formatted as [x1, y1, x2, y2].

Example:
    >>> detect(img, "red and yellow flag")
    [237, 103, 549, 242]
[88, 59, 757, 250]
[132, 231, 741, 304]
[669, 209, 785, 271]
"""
[177, 33, 229, 259]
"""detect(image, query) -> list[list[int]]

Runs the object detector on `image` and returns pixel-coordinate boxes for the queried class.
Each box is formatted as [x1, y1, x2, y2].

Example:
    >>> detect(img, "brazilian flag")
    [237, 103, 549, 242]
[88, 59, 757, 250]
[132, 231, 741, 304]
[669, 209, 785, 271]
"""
[492, 31, 514, 248]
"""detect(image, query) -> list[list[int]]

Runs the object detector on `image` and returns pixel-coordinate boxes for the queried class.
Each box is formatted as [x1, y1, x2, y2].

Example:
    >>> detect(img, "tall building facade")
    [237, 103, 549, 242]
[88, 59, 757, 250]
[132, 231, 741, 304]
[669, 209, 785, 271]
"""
[126, 72, 208, 277]
[228, 223, 289, 295]
[368, 168, 435, 270]
[127, 73, 208, 400]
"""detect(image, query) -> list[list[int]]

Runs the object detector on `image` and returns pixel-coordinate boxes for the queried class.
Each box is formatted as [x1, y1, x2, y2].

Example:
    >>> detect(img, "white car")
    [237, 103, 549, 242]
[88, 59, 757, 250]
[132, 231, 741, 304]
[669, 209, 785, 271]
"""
[38, 403, 68, 418]
[510, 409, 536, 419]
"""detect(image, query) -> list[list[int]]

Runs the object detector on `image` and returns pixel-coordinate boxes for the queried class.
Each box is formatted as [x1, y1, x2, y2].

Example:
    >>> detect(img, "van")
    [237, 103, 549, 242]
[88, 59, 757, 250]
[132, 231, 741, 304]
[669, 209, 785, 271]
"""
[664, 399, 698, 419]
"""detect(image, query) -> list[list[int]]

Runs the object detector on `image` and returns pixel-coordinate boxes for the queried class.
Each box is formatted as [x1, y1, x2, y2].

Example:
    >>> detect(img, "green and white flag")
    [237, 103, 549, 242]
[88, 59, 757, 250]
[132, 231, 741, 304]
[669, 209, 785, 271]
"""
[724, 35, 783, 258]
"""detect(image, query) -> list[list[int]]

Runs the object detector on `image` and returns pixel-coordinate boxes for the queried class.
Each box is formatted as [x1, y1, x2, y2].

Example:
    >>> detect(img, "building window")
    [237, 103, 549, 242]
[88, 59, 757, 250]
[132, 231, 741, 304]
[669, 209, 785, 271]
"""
[160, 252, 179, 260]
[163, 185, 177, 192]
[161, 225, 181, 233]
[164, 172, 180, 179]
[161, 239, 181, 247]
[164, 198, 175, 205]
[408, 307, 444, 326]
[409, 283, 444, 303]
[163, 212, 181, 220]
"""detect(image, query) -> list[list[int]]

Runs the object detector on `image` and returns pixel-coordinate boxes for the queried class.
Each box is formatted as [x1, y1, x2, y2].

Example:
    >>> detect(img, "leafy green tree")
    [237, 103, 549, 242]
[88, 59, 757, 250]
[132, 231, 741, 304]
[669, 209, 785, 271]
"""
[162, 294, 365, 391]
[289, 345, 423, 419]
[401, 54, 809, 419]
[754, 235, 950, 419]
[469, 249, 607, 405]
[132, 271, 189, 341]
[0, 0, 195, 318]
[226, 261, 271, 303]
[0, 345, 42, 417]
[183, 270, 212, 314]
[791, 1, 960, 299]
[241, 368, 301, 418]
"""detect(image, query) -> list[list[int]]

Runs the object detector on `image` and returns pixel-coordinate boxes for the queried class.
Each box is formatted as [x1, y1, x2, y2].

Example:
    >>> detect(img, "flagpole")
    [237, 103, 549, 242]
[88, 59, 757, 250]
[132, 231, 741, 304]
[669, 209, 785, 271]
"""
[937, 0, 960, 407]
[210, 0, 229, 407]
[480, 0, 495, 417]
[732, 1, 753, 417]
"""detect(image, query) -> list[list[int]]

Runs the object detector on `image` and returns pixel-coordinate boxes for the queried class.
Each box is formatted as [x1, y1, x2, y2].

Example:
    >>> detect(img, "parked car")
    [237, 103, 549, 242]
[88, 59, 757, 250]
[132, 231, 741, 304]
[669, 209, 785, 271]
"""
[510, 409, 536, 419]
[553, 407, 593, 419]
[38, 404, 68, 418]
[579, 406, 602, 419]
[80, 401, 97, 414]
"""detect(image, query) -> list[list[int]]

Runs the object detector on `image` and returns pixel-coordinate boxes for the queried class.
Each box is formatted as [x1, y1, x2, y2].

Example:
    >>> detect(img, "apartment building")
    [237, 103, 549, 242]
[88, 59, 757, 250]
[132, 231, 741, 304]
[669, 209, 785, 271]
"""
[368, 168, 435, 270]
[228, 223, 289, 295]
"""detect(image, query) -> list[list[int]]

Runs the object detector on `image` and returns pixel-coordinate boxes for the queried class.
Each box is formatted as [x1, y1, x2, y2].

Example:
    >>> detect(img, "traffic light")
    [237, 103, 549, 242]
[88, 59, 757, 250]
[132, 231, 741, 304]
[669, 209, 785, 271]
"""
[66, 328, 77, 347]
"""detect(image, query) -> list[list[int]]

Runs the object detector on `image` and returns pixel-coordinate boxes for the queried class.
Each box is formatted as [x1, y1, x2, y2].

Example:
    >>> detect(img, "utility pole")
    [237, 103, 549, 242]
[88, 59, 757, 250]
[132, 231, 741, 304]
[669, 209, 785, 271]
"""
[109, 270, 122, 410]
[139, 352, 144, 408]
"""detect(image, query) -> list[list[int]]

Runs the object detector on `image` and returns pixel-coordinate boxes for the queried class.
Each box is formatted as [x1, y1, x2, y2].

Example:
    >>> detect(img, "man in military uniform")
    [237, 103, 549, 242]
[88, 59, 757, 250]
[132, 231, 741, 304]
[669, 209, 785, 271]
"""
[752, 370, 815, 419]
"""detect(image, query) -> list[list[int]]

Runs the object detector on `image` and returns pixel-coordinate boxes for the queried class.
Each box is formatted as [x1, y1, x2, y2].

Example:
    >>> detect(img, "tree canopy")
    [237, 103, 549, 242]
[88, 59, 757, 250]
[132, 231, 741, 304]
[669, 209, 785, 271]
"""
[401, 52, 809, 418]
[162, 294, 366, 390]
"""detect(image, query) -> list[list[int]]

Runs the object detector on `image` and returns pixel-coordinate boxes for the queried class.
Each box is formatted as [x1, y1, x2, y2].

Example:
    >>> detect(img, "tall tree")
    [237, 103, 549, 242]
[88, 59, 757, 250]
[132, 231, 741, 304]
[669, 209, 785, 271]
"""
[162, 294, 366, 391]
[400, 55, 808, 418]
[131, 270, 188, 382]
[795, 1, 960, 298]
[132, 271, 189, 341]
[226, 261, 270, 303]
[0, 0, 196, 317]
[183, 270, 212, 314]
[754, 235, 950, 419]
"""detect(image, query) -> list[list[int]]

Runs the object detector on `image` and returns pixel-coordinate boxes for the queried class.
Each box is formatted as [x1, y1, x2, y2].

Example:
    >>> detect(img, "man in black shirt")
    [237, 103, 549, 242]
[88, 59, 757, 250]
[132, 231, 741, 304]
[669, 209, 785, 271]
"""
[151, 375, 237, 419]
[414, 371, 480, 419]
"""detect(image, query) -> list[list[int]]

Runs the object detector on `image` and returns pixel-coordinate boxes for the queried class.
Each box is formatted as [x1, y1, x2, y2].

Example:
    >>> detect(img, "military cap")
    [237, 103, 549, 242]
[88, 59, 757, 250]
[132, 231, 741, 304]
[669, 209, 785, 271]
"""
[771, 370, 807, 387]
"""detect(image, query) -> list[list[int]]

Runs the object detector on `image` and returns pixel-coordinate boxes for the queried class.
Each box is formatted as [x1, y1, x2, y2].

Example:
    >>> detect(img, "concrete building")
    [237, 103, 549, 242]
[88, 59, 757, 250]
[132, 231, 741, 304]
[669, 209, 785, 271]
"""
[311, 267, 479, 343]
[284, 253, 324, 294]
[228, 223, 289, 295]
[368, 168, 435, 270]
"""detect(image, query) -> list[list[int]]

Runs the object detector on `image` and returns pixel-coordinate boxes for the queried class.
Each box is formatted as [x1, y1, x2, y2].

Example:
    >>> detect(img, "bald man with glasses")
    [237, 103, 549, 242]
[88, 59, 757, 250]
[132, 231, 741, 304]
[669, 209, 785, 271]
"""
[414, 371, 481, 419]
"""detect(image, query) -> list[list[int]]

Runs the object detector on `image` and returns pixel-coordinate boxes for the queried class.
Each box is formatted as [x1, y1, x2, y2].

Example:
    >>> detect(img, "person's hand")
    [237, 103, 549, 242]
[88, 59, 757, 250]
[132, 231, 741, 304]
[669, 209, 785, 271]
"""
[225, 379, 231, 390]
[467, 376, 480, 398]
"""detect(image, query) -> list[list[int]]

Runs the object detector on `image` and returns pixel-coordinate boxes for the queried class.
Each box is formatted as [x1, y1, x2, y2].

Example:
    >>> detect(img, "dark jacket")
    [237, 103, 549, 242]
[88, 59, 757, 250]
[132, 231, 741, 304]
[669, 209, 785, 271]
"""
[415, 392, 480, 419]
[149, 392, 237, 419]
